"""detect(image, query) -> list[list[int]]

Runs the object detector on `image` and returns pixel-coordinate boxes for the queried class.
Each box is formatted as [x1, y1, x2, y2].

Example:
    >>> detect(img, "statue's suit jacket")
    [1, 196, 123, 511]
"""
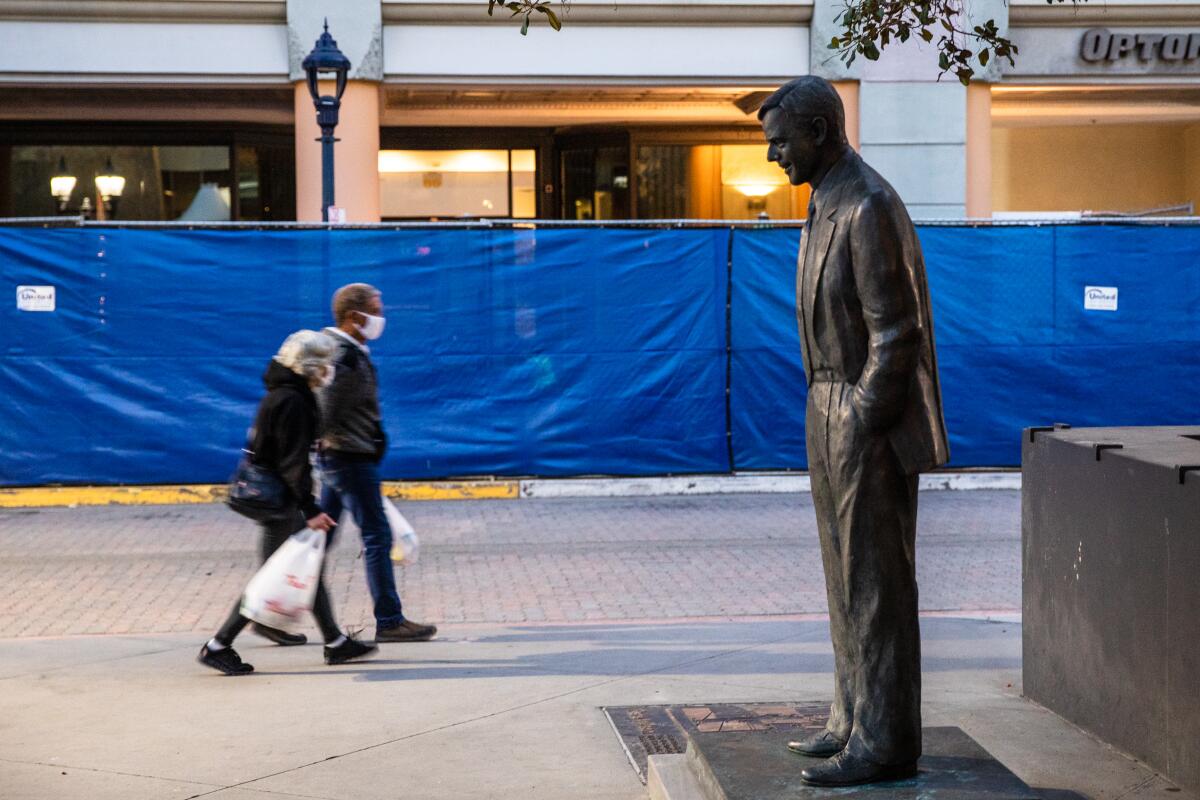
[797, 148, 949, 473]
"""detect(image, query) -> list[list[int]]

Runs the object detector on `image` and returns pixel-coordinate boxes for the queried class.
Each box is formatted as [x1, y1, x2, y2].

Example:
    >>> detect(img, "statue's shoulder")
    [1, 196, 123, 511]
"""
[848, 157, 901, 203]
[836, 159, 906, 223]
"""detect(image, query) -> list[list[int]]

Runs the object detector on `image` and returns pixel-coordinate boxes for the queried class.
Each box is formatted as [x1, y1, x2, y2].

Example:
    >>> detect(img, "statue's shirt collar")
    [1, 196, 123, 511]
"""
[809, 146, 856, 216]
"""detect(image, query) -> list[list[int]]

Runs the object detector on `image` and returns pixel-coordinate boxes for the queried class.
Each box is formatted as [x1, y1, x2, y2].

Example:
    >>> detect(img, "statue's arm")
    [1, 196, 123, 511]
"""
[847, 191, 922, 433]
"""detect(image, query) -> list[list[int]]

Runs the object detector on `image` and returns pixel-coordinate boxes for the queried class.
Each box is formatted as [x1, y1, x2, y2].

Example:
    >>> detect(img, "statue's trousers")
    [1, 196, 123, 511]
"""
[806, 378, 922, 766]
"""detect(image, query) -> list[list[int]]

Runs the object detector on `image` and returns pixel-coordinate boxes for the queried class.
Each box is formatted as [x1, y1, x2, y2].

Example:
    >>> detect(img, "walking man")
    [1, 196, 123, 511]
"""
[318, 283, 437, 643]
[758, 77, 949, 786]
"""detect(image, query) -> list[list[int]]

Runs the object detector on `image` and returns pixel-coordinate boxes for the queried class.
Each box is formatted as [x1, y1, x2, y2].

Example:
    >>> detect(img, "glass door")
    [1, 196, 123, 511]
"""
[557, 134, 630, 220]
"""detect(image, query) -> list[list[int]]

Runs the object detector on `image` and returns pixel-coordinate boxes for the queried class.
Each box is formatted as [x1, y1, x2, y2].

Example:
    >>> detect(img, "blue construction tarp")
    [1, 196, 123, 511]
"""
[1, 223, 1197, 485]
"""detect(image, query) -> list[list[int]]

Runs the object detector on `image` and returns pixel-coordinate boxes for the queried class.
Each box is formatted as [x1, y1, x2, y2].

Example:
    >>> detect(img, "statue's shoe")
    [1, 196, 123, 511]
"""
[800, 751, 918, 787]
[786, 729, 847, 757]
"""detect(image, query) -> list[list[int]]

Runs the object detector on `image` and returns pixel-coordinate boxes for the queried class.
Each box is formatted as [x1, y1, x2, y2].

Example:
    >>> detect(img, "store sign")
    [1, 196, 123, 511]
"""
[1081, 28, 1200, 63]
[1084, 286, 1118, 311]
[16, 285, 55, 312]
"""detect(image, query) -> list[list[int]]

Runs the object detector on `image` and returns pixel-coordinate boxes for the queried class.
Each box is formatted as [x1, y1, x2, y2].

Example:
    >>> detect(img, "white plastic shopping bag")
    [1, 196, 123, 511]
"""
[240, 528, 326, 633]
[337, 493, 420, 565]
[385, 498, 420, 565]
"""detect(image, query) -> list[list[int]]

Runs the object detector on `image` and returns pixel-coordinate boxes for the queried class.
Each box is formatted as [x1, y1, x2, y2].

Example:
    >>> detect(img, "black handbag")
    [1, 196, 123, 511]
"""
[226, 434, 289, 521]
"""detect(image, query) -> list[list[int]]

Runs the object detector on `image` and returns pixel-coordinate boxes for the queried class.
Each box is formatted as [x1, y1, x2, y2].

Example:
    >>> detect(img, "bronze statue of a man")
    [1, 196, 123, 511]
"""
[759, 77, 950, 786]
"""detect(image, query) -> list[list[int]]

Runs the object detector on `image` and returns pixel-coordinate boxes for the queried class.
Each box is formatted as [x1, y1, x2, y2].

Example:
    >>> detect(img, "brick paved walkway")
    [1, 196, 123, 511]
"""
[0, 491, 1019, 638]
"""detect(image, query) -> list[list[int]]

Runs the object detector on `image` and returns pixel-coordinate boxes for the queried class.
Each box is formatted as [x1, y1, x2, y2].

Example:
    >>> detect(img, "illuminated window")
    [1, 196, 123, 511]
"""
[378, 149, 537, 219]
[4, 142, 290, 221]
[636, 143, 802, 220]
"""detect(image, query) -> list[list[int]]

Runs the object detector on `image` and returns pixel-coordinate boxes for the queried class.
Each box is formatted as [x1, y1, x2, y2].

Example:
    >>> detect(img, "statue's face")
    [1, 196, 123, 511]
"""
[762, 107, 823, 187]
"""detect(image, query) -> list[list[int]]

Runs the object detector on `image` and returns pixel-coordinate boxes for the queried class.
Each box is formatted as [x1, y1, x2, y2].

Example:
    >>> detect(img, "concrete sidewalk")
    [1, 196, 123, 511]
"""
[0, 492, 1020, 638]
[0, 492, 1189, 799]
[0, 617, 1187, 800]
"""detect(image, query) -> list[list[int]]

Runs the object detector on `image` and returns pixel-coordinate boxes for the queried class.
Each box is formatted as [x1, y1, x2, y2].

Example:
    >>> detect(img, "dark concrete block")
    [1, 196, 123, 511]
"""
[686, 726, 1038, 800]
[1023, 425, 1200, 795]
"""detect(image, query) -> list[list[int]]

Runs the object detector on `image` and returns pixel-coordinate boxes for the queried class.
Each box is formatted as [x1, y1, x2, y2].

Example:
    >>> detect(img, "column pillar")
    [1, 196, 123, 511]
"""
[810, 0, 862, 154]
[832, 81, 861, 151]
[294, 80, 381, 222]
[965, 82, 993, 218]
[287, 0, 383, 222]
[811, 0, 1007, 219]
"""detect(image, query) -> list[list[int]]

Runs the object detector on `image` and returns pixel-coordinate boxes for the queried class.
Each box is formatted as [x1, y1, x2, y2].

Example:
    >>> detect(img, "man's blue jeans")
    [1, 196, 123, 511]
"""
[319, 453, 405, 629]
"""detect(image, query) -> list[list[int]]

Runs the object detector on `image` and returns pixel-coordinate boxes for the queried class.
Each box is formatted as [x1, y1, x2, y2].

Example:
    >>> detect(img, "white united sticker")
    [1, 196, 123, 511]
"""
[1084, 286, 1118, 312]
[16, 285, 56, 312]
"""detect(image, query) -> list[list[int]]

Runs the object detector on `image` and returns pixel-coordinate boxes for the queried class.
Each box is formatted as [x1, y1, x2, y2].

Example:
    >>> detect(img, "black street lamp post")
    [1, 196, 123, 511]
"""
[301, 20, 352, 222]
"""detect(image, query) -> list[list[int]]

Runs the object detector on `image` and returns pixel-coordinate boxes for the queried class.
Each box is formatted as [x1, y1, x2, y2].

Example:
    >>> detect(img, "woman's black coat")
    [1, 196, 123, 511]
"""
[249, 360, 322, 520]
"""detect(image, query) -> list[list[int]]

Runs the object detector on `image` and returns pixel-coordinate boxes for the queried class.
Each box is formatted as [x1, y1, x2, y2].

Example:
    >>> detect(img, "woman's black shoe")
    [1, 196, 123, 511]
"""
[251, 623, 307, 646]
[324, 636, 379, 665]
[198, 644, 254, 675]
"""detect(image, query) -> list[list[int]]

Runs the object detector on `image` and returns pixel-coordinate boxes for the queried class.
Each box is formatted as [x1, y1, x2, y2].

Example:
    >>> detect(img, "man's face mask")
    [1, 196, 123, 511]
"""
[357, 311, 386, 340]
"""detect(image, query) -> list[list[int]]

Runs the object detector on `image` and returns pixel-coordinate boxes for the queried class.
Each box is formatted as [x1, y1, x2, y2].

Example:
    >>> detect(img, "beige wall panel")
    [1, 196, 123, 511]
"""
[1185, 124, 1200, 210]
[992, 122, 1194, 213]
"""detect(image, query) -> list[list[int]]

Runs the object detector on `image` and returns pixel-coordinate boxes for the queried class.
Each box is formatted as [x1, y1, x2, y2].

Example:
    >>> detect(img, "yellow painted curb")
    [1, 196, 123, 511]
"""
[0, 480, 519, 508]
[382, 481, 518, 501]
[0, 485, 227, 508]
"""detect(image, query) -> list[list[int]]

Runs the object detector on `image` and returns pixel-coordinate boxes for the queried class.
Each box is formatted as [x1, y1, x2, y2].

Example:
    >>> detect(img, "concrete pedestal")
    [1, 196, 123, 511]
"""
[648, 727, 1037, 800]
[1023, 425, 1200, 795]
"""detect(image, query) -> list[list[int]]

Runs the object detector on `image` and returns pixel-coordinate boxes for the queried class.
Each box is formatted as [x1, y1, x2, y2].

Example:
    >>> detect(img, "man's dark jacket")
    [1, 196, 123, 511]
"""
[249, 360, 322, 519]
[317, 330, 387, 462]
[797, 148, 949, 473]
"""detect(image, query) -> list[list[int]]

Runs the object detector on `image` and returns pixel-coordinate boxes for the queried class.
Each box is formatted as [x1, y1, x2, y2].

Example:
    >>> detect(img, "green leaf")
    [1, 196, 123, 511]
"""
[521, 14, 530, 33]
[544, 5, 562, 29]
[956, 67, 973, 86]
[938, 52, 950, 70]
[920, 28, 933, 42]
[862, 41, 880, 60]
[979, 48, 989, 66]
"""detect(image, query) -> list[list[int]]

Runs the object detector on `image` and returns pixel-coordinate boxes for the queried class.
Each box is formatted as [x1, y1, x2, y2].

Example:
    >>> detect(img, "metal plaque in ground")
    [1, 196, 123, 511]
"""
[604, 702, 830, 783]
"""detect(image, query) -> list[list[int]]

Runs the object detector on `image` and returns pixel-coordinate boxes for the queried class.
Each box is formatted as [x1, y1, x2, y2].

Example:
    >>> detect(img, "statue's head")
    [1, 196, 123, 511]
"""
[758, 77, 848, 186]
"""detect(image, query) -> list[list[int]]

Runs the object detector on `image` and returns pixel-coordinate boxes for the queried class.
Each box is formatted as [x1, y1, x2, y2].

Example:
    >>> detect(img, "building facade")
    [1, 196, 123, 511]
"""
[2, 0, 1199, 222]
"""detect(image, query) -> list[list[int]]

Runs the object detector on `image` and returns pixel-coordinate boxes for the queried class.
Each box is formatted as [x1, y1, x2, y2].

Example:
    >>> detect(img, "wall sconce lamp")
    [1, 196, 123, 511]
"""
[94, 157, 126, 217]
[50, 157, 77, 212]
[735, 183, 779, 213]
[50, 156, 125, 218]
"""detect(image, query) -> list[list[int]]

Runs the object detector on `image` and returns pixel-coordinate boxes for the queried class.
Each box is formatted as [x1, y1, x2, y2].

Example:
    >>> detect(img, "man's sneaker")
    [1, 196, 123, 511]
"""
[376, 619, 438, 642]
[197, 644, 254, 675]
[251, 623, 307, 646]
[324, 635, 379, 665]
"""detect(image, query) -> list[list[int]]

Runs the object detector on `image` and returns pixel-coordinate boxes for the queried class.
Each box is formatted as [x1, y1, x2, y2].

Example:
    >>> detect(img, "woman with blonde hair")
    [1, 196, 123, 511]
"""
[199, 330, 376, 675]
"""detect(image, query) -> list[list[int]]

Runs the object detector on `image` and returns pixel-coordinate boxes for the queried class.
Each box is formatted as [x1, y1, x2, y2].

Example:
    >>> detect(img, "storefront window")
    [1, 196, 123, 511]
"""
[636, 143, 800, 220]
[3, 140, 292, 221]
[378, 149, 537, 220]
